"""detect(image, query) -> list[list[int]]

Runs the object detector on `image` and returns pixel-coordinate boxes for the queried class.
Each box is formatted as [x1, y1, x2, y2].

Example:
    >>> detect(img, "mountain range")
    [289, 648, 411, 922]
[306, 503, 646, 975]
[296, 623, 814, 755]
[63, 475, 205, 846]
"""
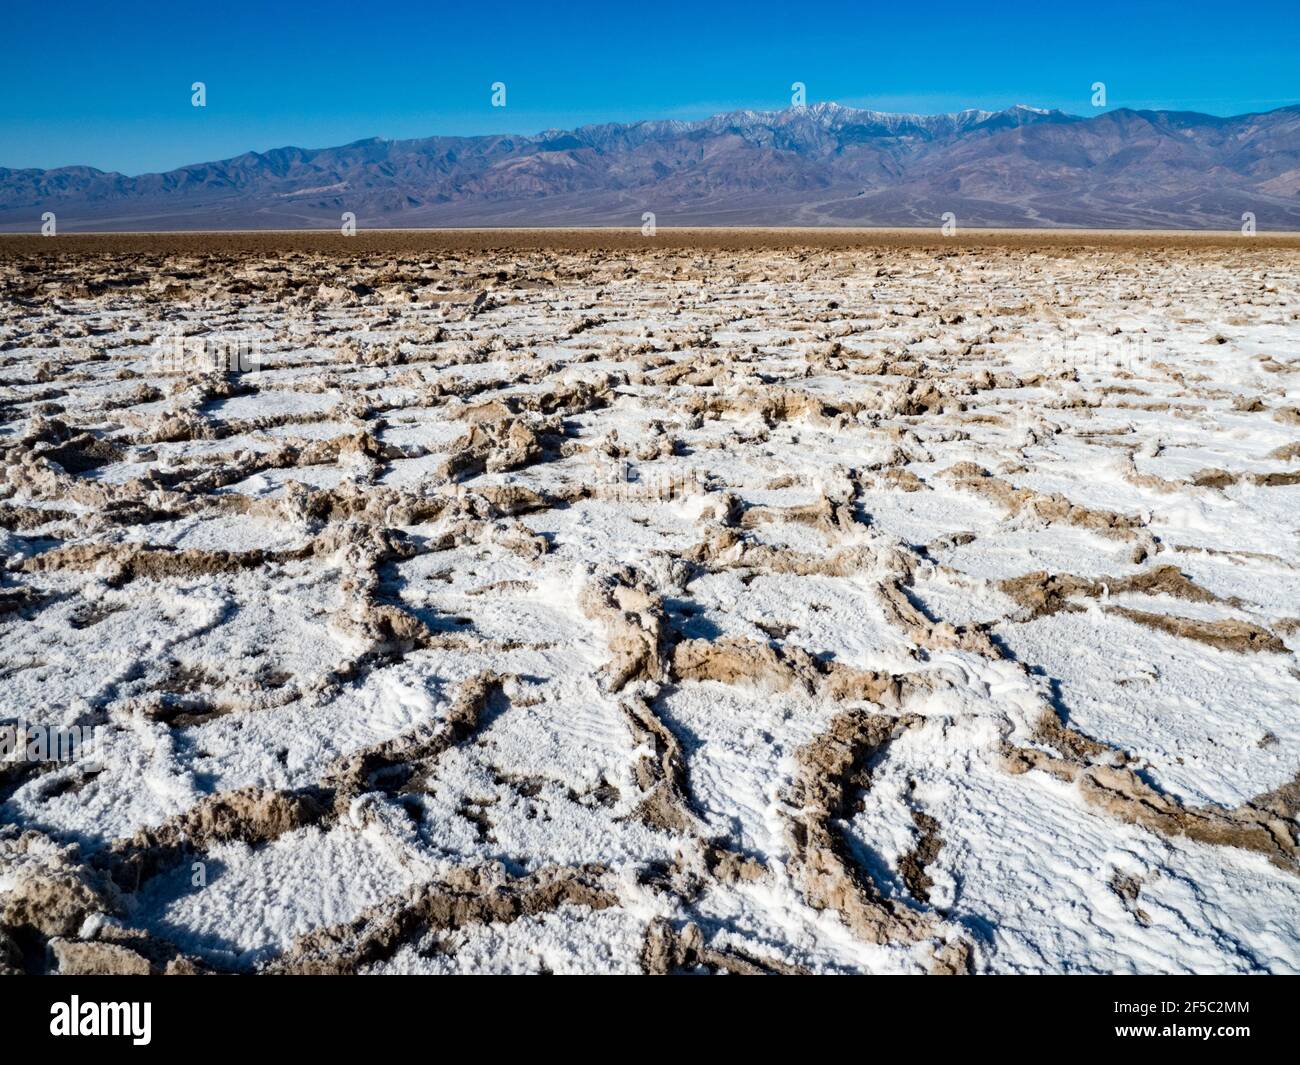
[2, 101, 1298, 231]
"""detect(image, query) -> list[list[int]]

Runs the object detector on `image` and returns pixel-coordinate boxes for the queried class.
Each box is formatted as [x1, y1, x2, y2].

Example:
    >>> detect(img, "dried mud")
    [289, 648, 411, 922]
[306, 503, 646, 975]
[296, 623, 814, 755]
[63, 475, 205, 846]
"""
[1, 231, 1297, 973]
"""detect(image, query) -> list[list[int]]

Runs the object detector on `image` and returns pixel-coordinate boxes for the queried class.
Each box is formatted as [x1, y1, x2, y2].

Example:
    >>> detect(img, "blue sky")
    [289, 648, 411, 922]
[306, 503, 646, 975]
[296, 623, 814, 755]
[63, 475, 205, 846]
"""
[3, 0, 1297, 174]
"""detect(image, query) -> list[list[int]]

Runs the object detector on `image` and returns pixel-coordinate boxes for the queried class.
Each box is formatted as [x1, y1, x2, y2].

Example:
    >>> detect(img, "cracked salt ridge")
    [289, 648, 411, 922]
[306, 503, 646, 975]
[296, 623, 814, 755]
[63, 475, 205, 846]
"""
[997, 609, 1300, 809]
[109, 515, 315, 552]
[651, 685, 920, 974]
[683, 570, 916, 671]
[133, 823, 423, 966]
[5, 650, 430, 842]
[1171, 553, 1300, 610]
[362, 905, 648, 974]
[849, 715, 1300, 974]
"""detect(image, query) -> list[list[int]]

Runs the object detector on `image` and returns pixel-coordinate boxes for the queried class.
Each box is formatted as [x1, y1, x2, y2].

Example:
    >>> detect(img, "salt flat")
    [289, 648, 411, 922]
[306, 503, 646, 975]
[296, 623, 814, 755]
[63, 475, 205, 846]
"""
[1, 231, 1297, 974]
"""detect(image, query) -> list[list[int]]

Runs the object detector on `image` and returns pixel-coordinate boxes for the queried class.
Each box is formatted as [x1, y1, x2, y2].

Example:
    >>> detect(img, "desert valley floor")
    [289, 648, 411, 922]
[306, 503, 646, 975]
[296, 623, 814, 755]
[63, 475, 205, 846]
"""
[1, 229, 1298, 975]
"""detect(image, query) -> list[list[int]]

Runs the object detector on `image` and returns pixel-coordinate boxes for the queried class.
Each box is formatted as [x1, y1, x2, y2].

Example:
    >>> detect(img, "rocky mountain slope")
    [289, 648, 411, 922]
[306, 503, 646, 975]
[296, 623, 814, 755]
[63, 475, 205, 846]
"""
[2, 102, 1298, 229]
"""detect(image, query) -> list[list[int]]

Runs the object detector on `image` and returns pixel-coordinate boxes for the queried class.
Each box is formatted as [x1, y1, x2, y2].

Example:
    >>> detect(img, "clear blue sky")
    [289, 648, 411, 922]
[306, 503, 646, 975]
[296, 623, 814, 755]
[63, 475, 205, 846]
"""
[3, 0, 1297, 174]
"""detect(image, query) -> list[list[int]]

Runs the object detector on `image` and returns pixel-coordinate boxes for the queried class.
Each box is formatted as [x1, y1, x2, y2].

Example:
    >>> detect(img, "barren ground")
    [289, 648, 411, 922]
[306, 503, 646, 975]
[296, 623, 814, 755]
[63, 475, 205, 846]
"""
[1, 229, 1298, 974]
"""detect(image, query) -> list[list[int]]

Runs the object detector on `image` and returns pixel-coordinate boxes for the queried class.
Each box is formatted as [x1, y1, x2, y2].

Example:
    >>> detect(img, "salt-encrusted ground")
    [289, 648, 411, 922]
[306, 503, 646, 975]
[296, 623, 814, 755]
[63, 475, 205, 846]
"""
[1, 230, 1298, 974]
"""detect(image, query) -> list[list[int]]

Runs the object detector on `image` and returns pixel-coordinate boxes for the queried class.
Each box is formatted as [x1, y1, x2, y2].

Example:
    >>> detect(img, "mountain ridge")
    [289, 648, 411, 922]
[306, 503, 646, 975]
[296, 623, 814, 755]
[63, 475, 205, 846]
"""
[3, 102, 1298, 230]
